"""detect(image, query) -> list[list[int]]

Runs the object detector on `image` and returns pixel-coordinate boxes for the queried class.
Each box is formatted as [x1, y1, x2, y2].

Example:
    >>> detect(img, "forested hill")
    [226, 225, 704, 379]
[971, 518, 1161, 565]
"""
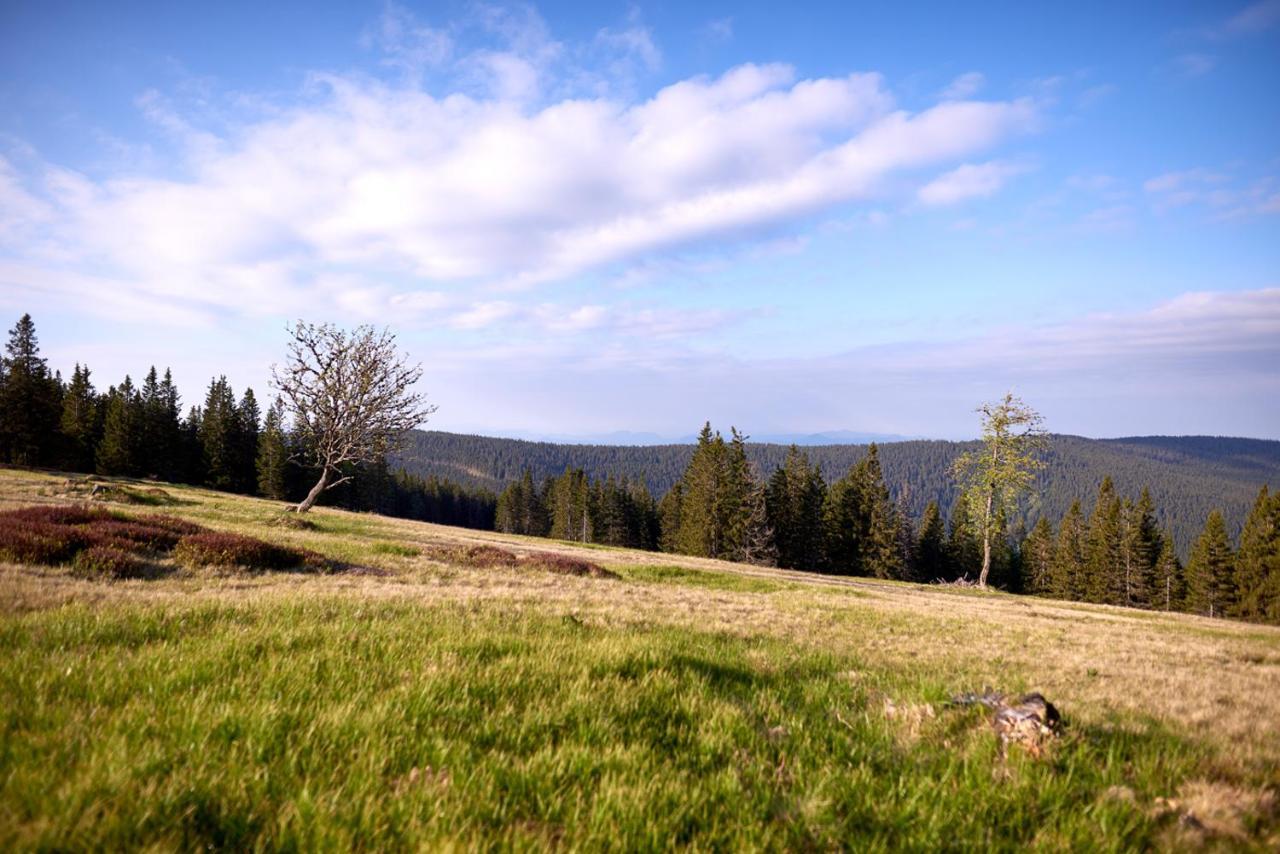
[391, 431, 1280, 556]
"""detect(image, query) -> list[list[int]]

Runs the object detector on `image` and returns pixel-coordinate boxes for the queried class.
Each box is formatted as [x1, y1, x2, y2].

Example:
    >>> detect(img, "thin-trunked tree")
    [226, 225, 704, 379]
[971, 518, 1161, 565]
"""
[952, 393, 1046, 588]
[272, 321, 435, 513]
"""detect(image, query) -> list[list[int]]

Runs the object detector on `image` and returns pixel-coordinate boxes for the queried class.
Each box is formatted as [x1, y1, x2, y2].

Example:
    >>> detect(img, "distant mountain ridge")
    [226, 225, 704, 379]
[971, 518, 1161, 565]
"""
[391, 431, 1280, 557]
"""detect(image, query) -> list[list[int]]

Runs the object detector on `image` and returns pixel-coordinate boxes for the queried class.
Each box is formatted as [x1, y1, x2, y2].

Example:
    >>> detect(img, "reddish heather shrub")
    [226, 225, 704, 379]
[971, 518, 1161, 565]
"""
[173, 532, 328, 572]
[0, 520, 87, 565]
[0, 504, 208, 568]
[425, 544, 521, 568]
[524, 553, 619, 579]
[2, 505, 116, 527]
[72, 546, 149, 579]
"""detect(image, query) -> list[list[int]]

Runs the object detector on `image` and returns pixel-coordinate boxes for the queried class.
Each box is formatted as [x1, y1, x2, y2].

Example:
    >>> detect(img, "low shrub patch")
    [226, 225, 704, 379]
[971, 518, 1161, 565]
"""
[426, 544, 521, 568]
[525, 553, 618, 579]
[173, 532, 329, 572]
[0, 504, 329, 576]
[72, 546, 149, 579]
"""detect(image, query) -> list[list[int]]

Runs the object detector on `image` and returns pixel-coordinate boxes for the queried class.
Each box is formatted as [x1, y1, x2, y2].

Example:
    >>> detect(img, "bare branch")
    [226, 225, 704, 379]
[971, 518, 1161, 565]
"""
[272, 320, 437, 512]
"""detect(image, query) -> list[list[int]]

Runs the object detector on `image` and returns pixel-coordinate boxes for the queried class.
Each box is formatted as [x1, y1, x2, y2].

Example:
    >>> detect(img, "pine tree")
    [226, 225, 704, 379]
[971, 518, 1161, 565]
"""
[1186, 510, 1235, 618]
[0, 313, 61, 466]
[913, 501, 947, 581]
[96, 377, 140, 476]
[236, 388, 262, 493]
[658, 483, 683, 553]
[860, 445, 905, 580]
[179, 406, 205, 484]
[199, 377, 239, 491]
[1051, 500, 1087, 600]
[59, 364, 99, 473]
[674, 424, 727, 558]
[1233, 486, 1279, 624]
[895, 491, 917, 580]
[548, 467, 591, 542]
[1120, 488, 1161, 608]
[1154, 538, 1185, 612]
[520, 470, 548, 536]
[257, 396, 290, 500]
[721, 428, 758, 561]
[766, 446, 826, 570]
[1021, 517, 1056, 595]
[1083, 477, 1124, 604]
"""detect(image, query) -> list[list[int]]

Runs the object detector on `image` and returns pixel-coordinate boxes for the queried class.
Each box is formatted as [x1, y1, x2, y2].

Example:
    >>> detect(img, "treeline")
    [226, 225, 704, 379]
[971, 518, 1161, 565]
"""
[0, 314, 495, 529]
[497, 425, 1280, 626]
[1020, 478, 1280, 623]
[393, 430, 1280, 558]
[495, 469, 660, 550]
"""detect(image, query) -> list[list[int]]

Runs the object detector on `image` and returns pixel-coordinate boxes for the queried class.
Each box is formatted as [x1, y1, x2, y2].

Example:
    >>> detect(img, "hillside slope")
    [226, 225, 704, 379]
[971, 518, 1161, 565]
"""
[392, 431, 1280, 554]
[1, 469, 1277, 849]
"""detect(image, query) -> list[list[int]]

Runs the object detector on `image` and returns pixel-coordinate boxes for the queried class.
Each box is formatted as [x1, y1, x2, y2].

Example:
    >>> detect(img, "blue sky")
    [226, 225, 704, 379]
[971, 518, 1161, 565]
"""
[1, 1, 1277, 440]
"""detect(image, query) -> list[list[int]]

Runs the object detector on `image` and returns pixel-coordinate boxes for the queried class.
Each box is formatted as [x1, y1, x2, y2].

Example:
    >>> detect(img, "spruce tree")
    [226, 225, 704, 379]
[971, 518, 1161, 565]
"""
[859, 445, 905, 580]
[1186, 510, 1235, 618]
[0, 313, 61, 466]
[674, 423, 726, 558]
[1154, 538, 1185, 612]
[766, 446, 826, 570]
[721, 428, 757, 561]
[657, 482, 683, 553]
[256, 396, 290, 500]
[236, 388, 262, 493]
[1083, 477, 1124, 604]
[59, 364, 99, 473]
[96, 377, 140, 476]
[1120, 488, 1161, 608]
[1051, 500, 1087, 600]
[1233, 486, 1279, 624]
[1021, 517, 1056, 596]
[179, 406, 205, 484]
[199, 377, 239, 491]
[824, 467, 866, 576]
[548, 467, 591, 542]
[913, 501, 947, 581]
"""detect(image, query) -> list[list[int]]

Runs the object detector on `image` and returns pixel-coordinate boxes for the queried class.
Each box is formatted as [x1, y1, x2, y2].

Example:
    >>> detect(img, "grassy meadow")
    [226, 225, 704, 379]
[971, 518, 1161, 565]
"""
[1, 467, 1278, 850]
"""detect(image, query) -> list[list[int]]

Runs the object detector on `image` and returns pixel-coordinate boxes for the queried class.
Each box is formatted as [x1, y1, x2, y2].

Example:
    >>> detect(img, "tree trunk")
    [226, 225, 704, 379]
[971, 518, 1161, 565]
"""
[978, 487, 994, 587]
[295, 467, 329, 513]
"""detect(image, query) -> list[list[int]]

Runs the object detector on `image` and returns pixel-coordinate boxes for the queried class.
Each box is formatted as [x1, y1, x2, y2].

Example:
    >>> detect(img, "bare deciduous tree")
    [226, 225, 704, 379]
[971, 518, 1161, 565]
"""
[952, 393, 1046, 587]
[272, 321, 436, 513]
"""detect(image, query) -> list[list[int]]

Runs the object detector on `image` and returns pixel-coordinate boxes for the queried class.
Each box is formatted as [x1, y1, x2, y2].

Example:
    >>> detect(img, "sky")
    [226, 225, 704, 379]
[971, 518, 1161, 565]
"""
[1, 1, 1278, 441]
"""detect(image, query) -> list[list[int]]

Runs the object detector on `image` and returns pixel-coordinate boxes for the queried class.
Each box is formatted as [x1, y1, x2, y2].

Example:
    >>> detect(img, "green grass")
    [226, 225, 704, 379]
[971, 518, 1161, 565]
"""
[1, 469, 1277, 849]
[0, 595, 1220, 851]
[623, 564, 793, 594]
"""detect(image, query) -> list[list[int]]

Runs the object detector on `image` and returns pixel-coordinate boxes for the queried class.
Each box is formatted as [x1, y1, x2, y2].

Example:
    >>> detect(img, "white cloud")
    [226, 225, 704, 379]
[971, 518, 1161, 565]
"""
[2, 32, 1038, 324]
[1219, 0, 1280, 37]
[939, 71, 984, 100]
[1144, 167, 1278, 218]
[917, 160, 1029, 206]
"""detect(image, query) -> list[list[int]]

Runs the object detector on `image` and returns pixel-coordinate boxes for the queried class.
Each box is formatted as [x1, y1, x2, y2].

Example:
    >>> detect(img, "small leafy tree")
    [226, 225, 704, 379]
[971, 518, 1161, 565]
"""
[952, 393, 1046, 588]
[272, 321, 435, 513]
